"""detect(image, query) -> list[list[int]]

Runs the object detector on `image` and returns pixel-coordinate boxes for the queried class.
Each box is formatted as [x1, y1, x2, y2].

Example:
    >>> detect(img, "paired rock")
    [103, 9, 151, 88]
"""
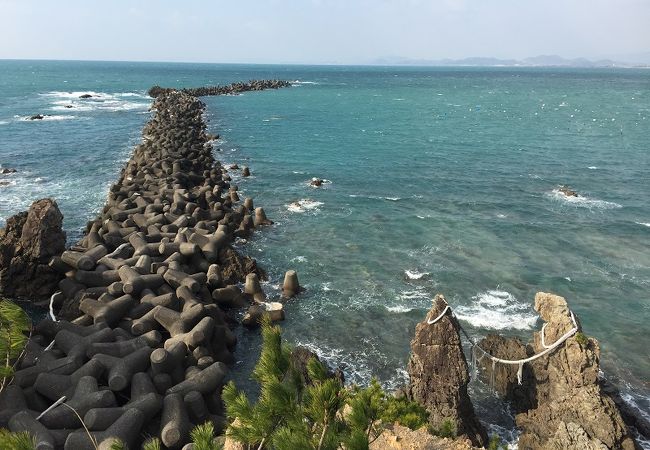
[0, 198, 65, 299]
[407, 295, 488, 447]
[477, 292, 639, 450]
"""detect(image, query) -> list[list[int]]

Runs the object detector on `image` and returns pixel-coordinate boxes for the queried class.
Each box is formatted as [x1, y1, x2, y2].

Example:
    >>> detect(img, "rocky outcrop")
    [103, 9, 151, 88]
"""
[407, 295, 488, 447]
[477, 292, 638, 450]
[369, 424, 477, 450]
[0, 198, 65, 299]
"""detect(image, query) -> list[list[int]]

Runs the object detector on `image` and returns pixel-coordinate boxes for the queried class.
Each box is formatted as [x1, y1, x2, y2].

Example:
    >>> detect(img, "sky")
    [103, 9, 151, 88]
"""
[1, 0, 649, 64]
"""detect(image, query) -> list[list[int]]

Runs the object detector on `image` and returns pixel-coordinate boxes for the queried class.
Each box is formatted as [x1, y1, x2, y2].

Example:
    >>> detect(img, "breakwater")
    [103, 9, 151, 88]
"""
[0, 85, 294, 449]
[148, 79, 291, 98]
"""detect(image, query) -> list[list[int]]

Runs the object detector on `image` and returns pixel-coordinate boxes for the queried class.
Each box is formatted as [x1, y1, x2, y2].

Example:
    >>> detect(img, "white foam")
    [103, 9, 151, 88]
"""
[548, 188, 622, 209]
[0, 120, 8, 125]
[455, 289, 539, 330]
[398, 289, 429, 301]
[287, 199, 323, 213]
[292, 80, 319, 85]
[635, 222, 650, 228]
[348, 194, 402, 202]
[385, 305, 414, 313]
[588, 166, 598, 170]
[291, 255, 307, 263]
[404, 270, 429, 280]
[41, 90, 109, 99]
[18, 115, 77, 122]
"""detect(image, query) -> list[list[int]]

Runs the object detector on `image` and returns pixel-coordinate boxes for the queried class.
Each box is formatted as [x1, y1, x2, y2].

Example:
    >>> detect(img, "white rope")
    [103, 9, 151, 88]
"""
[427, 304, 450, 324]
[473, 311, 578, 367]
[49, 291, 60, 322]
[36, 396, 66, 420]
[427, 301, 580, 386]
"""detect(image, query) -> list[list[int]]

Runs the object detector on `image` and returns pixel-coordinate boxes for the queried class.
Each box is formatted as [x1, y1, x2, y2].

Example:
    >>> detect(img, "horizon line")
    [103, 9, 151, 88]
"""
[0, 57, 648, 69]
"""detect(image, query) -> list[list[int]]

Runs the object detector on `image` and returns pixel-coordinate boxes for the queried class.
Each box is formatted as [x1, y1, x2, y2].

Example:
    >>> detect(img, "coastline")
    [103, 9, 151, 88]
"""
[0, 67, 644, 450]
[0, 82, 293, 448]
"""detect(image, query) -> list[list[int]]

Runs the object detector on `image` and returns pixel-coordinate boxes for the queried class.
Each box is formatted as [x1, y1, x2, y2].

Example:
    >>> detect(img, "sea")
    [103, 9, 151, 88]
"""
[1, 60, 648, 445]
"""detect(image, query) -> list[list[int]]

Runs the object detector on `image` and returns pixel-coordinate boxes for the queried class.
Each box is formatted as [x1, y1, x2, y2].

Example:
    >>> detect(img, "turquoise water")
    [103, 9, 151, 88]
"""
[1, 61, 649, 437]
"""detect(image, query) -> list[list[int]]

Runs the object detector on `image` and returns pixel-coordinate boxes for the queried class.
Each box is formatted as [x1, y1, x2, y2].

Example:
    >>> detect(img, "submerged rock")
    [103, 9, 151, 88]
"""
[407, 294, 488, 447]
[558, 185, 579, 197]
[0, 198, 65, 299]
[0, 168, 17, 174]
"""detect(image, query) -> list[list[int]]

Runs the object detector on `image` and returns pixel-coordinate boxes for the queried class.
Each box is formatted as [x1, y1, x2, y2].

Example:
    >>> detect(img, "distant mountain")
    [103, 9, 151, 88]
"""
[370, 54, 647, 68]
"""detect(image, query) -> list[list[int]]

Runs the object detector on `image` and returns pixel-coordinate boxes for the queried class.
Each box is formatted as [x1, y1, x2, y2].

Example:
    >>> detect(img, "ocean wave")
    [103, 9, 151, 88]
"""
[291, 80, 319, 85]
[404, 270, 429, 280]
[16, 115, 78, 122]
[548, 188, 622, 209]
[0, 120, 8, 125]
[385, 305, 415, 313]
[287, 199, 323, 213]
[42, 90, 147, 100]
[635, 222, 650, 228]
[41, 90, 108, 99]
[290, 255, 307, 263]
[588, 166, 598, 170]
[455, 289, 538, 330]
[348, 194, 402, 202]
[398, 288, 429, 301]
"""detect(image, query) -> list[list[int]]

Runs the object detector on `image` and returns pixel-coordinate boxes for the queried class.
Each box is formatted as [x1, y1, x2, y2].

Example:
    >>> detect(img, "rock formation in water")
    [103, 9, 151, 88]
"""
[407, 294, 488, 447]
[478, 292, 639, 450]
[0, 198, 65, 299]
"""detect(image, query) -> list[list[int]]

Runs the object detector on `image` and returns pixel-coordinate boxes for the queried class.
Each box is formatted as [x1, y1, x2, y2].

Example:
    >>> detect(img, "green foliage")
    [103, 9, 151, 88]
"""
[142, 437, 161, 450]
[190, 422, 222, 450]
[0, 429, 36, 450]
[433, 418, 457, 438]
[380, 396, 429, 430]
[488, 434, 504, 450]
[0, 300, 32, 391]
[108, 439, 126, 450]
[575, 332, 588, 346]
[224, 321, 429, 450]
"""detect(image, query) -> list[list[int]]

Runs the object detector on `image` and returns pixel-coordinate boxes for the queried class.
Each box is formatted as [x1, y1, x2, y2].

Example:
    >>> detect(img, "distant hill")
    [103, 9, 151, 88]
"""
[371, 54, 647, 68]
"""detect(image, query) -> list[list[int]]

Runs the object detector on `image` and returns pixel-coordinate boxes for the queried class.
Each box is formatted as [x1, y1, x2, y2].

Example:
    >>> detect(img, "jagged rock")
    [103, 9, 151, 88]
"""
[218, 247, 266, 285]
[407, 295, 487, 447]
[0, 198, 65, 299]
[28, 114, 46, 120]
[223, 418, 247, 450]
[475, 334, 535, 412]
[558, 186, 579, 197]
[478, 292, 638, 450]
[290, 346, 344, 386]
[369, 423, 477, 450]
[1, 168, 17, 174]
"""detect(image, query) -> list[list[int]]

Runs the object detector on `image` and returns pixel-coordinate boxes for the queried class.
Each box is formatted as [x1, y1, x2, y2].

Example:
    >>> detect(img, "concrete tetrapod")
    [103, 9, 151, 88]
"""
[64, 407, 145, 450]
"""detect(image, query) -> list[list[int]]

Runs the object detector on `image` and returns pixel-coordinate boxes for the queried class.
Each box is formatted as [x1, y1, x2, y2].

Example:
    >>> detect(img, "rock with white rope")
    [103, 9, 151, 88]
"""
[407, 294, 488, 448]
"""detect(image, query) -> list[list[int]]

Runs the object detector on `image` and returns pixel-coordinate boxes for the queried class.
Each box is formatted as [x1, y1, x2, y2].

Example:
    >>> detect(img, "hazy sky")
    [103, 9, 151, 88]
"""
[1, 0, 649, 64]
